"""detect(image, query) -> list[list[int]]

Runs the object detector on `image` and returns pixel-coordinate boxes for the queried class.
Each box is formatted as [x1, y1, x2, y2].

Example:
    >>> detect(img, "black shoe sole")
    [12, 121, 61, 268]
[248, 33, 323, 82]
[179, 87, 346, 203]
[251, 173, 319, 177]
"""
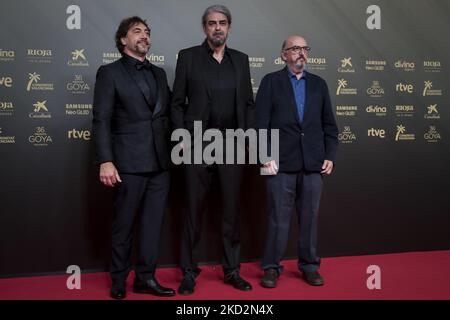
[305, 281, 324, 286]
[110, 293, 126, 299]
[260, 281, 277, 288]
[302, 278, 324, 286]
[178, 289, 194, 295]
[133, 288, 176, 297]
[232, 287, 253, 291]
[224, 281, 253, 291]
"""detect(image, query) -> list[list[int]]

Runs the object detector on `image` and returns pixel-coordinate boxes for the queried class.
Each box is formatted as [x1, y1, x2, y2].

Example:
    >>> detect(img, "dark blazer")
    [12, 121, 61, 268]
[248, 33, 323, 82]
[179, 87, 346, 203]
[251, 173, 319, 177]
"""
[171, 41, 255, 132]
[92, 57, 171, 173]
[256, 67, 338, 173]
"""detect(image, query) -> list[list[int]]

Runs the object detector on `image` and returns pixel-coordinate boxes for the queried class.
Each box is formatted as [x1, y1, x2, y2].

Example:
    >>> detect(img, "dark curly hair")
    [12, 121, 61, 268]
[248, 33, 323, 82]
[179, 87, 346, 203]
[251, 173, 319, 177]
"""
[115, 16, 149, 55]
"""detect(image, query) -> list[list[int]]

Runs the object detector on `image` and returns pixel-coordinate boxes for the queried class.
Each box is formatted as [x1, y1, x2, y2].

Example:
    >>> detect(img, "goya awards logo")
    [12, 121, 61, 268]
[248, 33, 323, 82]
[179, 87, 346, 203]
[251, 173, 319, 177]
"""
[338, 126, 357, 143]
[249, 57, 265, 68]
[338, 57, 355, 73]
[422, 81, 442, 96]
[336, 79, 357, 95]
[0, 101, 14, 116]
[424, 126, 441, 143]
[27, 72, 54, 91]
[29, 126, 53, 146]
[336, 105, 357, 117]
[29, 100, 51, 119]
[424, 104, 440, 120]
[68, 49, 89, 67]
[395, 124, 415, 141]
[0, 127, 15, 144]
[367, 81, 385, 97]
[365, 59, 386, 71]
[66, 75, 90, 94]
[0, 49, 15, 62]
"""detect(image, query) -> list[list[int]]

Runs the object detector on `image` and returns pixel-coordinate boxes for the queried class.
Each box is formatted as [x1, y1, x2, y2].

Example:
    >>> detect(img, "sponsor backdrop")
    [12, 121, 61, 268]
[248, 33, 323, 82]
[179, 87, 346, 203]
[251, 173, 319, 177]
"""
[1, 0, 449, 276]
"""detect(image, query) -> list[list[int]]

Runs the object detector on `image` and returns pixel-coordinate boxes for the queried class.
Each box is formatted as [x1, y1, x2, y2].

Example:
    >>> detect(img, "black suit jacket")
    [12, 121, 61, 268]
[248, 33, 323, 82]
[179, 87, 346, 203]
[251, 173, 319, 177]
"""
[171, 41, 255, 132]
[256, 67, 338, 173]
[92, 57, 171, 173]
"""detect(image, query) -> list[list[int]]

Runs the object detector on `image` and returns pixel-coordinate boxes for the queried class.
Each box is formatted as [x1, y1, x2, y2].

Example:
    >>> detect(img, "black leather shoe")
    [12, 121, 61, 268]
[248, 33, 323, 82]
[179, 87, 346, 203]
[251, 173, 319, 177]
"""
[302, 271, 324, 286]
[261, 269, 278, 288]
[133, 276, 176, 297]
[110, 281, 126, 299]
[224, 272, 252, 291]
[178, 269, 201, 295]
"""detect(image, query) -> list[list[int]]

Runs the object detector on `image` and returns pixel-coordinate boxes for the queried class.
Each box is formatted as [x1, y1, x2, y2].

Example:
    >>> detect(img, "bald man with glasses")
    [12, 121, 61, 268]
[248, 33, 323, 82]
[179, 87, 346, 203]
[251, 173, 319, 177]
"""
[256, 35, 338, 288]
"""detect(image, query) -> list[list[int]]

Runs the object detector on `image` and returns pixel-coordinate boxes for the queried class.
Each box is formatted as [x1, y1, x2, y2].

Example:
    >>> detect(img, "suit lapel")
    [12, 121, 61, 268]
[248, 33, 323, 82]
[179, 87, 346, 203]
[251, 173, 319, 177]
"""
[280, 67, 301, 126]
[150, 64, 163, 117]
[303, 72, 313, 124]
[197, 48, 212, 100]
[120, 58, 152, 108]
[228, 50, 241, 100]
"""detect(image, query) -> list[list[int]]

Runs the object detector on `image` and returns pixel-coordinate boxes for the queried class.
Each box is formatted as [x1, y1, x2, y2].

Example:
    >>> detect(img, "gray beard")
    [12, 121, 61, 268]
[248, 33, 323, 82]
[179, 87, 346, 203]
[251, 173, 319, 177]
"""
[294, 62, 304, 70]
[134, 42, 150, 54]
[210, 36, 226, 47]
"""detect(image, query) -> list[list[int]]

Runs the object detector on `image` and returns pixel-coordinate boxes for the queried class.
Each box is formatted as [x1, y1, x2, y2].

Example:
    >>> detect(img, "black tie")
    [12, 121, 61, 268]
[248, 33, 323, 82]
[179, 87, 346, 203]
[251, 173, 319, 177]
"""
[136, 59, 151, 70]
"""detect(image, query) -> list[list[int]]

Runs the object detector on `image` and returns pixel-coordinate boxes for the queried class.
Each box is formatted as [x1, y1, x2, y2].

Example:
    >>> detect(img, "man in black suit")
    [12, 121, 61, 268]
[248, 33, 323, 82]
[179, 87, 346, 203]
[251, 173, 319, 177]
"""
[171, 5, 255, 295]
[92, 16, 175, 299]
[256, 35, 338, 288]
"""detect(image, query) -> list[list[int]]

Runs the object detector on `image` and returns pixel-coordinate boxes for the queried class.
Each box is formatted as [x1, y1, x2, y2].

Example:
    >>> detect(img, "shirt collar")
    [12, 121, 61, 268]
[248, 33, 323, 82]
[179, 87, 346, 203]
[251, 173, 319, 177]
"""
[202, 39, 230, 57]
[122, 53, 147, 68]
[287, 67, 307, 80]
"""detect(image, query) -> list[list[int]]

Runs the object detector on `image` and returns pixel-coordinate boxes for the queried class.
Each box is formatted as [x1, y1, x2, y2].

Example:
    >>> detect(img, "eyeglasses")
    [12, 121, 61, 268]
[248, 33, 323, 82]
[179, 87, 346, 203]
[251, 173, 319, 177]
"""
[284, 46, 311, 53]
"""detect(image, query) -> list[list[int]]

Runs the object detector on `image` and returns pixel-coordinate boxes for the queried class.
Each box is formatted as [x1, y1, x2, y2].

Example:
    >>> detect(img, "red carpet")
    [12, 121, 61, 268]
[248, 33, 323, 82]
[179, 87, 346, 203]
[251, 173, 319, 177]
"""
[1, 250, 449, 300]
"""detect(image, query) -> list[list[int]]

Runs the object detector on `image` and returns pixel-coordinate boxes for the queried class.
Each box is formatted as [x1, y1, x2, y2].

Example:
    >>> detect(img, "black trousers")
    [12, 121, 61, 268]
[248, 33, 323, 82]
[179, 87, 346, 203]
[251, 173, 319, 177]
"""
[261, 171, 323, 274]
[180, 162, 244, 275]
[110, 170, 170, 282]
